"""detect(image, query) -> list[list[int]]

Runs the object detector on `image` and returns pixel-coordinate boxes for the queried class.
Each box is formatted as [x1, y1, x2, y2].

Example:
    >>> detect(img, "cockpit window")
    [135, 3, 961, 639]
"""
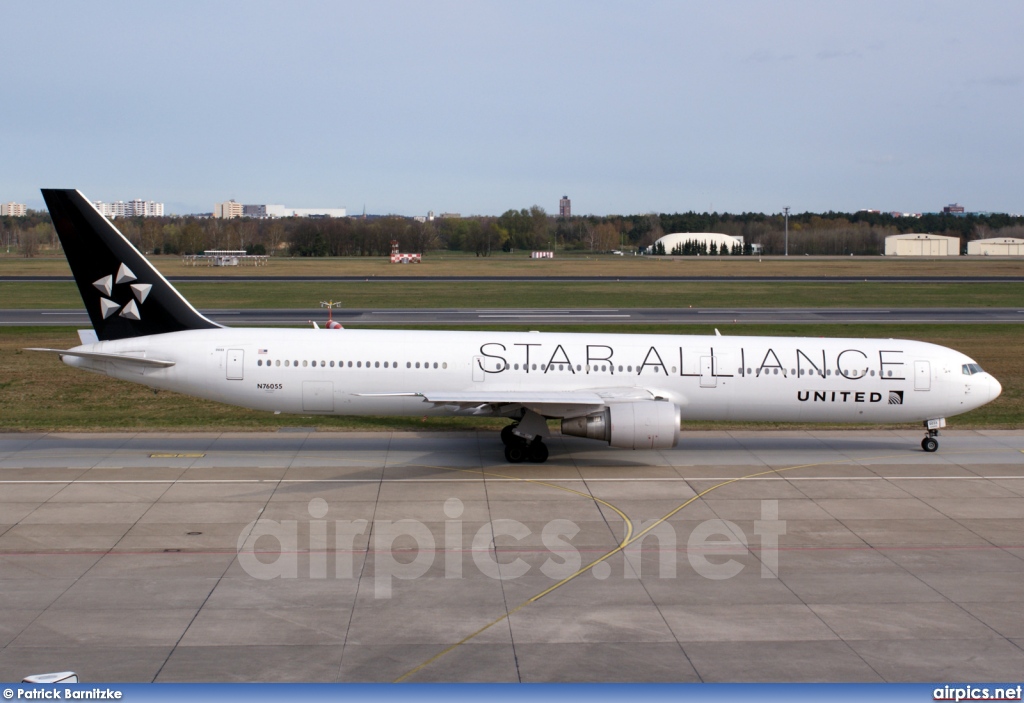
[962, 363, 984, 375]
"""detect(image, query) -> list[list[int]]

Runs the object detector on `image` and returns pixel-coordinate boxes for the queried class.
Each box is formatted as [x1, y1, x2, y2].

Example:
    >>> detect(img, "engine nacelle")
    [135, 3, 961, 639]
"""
[561, 401, 680, 449]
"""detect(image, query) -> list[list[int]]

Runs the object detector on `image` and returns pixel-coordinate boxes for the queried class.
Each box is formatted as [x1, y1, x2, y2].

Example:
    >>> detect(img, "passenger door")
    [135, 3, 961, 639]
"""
[700, 356, 717, 388]
[914, 360, 931, 391]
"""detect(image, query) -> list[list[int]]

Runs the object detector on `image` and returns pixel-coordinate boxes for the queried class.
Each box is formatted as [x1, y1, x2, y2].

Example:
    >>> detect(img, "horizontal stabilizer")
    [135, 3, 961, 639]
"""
[25, 348, 175, 368]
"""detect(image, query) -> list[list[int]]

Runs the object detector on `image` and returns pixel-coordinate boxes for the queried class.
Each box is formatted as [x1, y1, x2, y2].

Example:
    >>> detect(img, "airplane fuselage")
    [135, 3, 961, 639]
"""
[60, 327, 1000, 424]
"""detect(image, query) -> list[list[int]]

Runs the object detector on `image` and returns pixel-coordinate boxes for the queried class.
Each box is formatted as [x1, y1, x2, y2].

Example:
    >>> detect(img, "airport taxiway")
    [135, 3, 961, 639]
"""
[1, 429, 1024, 683]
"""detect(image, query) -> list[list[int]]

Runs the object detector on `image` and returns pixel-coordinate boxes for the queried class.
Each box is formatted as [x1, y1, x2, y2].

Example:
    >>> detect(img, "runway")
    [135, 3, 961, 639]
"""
[4, 307, 1024, 326]
[1, 429, 1024, 682]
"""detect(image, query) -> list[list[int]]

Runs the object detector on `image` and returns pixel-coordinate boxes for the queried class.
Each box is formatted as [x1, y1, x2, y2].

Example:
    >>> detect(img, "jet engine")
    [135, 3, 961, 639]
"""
[561, 401, 680, 449]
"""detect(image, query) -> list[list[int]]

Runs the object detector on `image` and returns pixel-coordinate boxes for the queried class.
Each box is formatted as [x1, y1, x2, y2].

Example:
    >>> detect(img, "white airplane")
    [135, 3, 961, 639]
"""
[31, 189, 1002, 463]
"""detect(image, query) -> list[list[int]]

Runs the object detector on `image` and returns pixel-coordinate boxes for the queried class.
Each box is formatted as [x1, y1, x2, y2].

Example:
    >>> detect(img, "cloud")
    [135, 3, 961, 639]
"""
[744, 49, 797, 63]
[859, 155, 896, 166]
[967, 75, 1024, 88]
[816, 49, 862, 61]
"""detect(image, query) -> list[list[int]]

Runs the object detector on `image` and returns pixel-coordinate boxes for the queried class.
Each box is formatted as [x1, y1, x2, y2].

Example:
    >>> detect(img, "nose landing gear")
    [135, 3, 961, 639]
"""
[921, 418, 944, 453]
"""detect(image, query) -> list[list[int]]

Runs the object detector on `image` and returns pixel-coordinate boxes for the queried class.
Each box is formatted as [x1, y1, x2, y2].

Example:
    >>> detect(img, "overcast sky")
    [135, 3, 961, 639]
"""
[3, 1, 1022, 216]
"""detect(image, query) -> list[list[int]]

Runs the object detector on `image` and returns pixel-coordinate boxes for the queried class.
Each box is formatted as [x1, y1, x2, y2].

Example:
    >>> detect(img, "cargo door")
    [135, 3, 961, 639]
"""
[914, 360, 931, 391]
[302, 381, 334, 412]
[226, 349, 244, 380]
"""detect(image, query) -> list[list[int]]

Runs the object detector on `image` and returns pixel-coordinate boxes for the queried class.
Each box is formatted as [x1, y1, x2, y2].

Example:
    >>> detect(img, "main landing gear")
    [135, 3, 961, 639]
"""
[501, 422, 549, 464]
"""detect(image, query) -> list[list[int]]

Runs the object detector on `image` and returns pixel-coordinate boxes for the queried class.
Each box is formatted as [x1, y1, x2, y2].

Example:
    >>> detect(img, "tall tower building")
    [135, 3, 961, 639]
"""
[559, 195, 571, 218]
[214, 200, 243, 219]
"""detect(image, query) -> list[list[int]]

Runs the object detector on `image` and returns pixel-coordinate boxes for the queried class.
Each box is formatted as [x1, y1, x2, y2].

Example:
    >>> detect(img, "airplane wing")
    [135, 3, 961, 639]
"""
[356, 387, 660, 417]
[25, 348, 176, 368]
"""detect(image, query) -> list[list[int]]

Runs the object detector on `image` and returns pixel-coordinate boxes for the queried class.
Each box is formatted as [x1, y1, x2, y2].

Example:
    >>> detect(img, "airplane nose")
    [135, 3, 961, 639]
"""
[989, 375, 1003, 402]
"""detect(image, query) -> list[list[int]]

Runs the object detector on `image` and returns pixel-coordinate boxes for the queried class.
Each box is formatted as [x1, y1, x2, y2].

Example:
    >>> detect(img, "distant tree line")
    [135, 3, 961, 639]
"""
[665, 239, 755, 256]
[3, 207, 1023, 258]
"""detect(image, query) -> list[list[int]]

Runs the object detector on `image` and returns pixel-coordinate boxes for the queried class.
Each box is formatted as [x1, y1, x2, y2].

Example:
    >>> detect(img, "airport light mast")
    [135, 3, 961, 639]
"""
[783, 206, 790, 256]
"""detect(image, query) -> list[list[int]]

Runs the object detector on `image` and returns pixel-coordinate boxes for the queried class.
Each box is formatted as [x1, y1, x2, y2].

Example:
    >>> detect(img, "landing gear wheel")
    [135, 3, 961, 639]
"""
[527, 440, 549, 464]
[504, 443, 526, 463]
[501, 424, 518, 446]
[922, 436, 938, 453]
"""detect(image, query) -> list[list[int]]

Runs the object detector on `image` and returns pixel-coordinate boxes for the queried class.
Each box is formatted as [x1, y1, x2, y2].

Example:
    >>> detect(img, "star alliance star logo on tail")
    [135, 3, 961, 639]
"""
[93, 263, 152, 321]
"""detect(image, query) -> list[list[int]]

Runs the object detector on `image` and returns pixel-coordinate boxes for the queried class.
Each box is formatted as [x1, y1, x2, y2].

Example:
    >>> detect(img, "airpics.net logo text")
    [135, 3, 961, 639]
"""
[236, 498, 787, 598]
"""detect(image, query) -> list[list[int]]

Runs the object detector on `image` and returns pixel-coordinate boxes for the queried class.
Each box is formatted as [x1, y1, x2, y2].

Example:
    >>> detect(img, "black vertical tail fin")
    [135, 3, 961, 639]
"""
[41, 189, 221, 341]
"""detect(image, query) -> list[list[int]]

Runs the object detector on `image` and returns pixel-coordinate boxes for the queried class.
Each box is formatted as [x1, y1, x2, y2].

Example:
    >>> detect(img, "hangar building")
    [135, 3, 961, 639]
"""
[650, 232, 745, 254]
[884, 233, 960, 256]
[967, 237, 1024, 256]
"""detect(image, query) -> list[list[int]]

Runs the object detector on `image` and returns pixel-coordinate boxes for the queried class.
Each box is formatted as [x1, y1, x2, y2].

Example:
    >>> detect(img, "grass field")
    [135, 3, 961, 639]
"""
[2, 252, 1024, 278]
[3, 280, 1023, 310]
[1, 324, 1019, 432]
